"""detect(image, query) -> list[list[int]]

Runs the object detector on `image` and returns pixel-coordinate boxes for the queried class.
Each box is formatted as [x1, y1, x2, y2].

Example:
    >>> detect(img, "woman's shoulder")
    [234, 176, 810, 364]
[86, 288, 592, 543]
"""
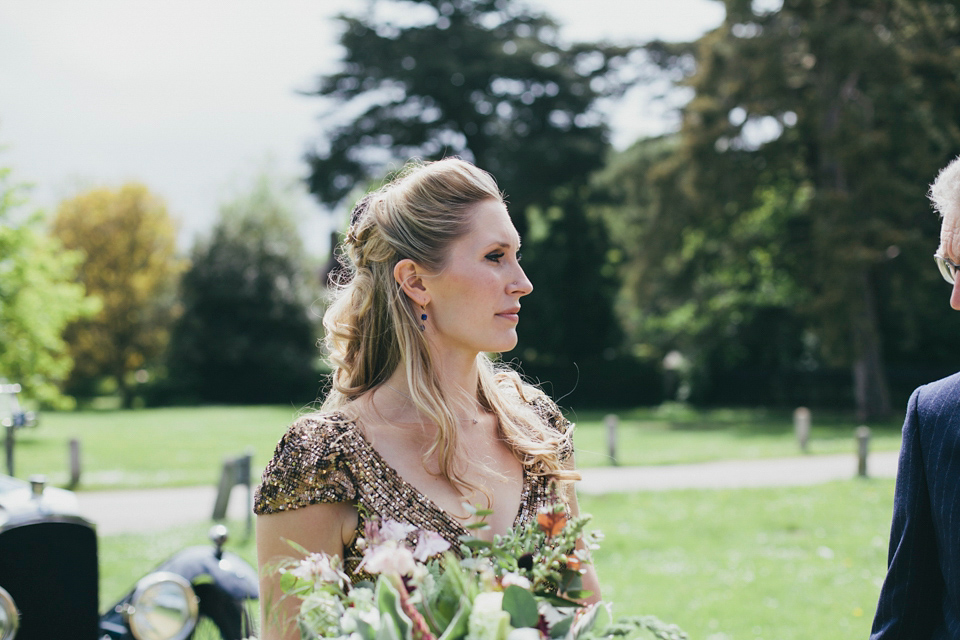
[253, 411, 361, 515]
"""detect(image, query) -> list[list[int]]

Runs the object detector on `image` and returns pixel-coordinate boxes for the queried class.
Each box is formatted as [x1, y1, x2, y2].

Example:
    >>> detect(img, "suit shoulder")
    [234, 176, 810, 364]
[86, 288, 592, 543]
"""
[915, 371, 960, 407]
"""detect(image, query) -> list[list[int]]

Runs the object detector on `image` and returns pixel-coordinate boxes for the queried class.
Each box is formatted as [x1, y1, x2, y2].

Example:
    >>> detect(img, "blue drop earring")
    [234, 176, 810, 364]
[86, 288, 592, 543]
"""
[419, 307, 427, 331]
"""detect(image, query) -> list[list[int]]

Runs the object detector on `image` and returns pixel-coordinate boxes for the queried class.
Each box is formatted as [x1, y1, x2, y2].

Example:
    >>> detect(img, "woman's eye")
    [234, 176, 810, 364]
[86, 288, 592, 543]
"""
[486, 252, 504, 263]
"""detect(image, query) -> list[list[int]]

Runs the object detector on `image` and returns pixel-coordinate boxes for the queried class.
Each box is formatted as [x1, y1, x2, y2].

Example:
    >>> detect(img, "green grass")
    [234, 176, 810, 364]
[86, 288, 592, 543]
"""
[10, 403, 904, 491]
[11, 406, 299, 490]
[582, 479, 895, 640]
[572, 404, 903, 467]
[98, 480, 895, 639]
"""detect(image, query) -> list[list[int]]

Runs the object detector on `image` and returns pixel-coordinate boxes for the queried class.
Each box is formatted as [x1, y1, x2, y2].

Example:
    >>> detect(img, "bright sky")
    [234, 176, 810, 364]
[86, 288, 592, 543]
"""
[0, 0, 723, 255]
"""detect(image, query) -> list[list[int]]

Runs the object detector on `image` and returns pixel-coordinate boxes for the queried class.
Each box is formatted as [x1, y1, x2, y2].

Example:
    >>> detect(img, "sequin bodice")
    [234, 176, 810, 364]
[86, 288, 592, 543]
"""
[253, 395, 573, 579]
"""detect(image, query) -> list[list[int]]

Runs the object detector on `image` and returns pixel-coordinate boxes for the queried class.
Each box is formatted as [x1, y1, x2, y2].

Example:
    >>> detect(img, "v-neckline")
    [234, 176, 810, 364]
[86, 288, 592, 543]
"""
[336, 412, 528, 537]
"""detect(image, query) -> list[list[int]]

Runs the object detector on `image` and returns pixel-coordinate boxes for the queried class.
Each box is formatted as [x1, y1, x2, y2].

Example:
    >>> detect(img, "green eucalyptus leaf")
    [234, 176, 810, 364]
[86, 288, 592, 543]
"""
[356, 617, 377, 640]
[279, 571, 297, 592]
[559, 571, 583, 593]
[502, 585, 540, 628]
[377, 578, 412, 640]
[438, 596, 472, 640]
[376, 613, 402, 640]
[549, 616, 573, 638]
[460, 538, 493, 549]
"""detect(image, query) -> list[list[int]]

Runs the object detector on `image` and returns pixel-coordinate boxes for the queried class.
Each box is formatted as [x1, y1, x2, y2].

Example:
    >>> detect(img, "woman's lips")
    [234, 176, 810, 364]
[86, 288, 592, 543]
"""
[497, 308, 521, 322]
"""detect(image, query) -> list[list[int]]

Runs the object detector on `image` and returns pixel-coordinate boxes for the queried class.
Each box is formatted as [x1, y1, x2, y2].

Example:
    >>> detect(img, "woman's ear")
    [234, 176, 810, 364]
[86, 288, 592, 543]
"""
[394, 259, 429, 306]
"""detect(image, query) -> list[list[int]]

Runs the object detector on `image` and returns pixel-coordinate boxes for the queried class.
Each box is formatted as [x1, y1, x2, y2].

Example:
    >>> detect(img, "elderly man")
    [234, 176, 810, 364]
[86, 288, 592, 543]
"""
[871, 155, 960, 638]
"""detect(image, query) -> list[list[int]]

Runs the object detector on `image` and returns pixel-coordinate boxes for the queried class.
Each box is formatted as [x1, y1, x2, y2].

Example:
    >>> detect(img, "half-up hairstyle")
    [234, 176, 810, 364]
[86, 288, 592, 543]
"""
[320, 157, 579, 498]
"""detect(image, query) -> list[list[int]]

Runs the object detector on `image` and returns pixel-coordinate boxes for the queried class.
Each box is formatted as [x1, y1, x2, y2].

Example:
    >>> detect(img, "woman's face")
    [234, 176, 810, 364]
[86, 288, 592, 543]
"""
[422, 199, 533, 359]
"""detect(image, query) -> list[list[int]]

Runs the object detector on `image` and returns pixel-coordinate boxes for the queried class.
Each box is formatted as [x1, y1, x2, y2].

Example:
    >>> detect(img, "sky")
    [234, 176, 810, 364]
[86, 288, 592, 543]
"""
[0, 0, 724, 256]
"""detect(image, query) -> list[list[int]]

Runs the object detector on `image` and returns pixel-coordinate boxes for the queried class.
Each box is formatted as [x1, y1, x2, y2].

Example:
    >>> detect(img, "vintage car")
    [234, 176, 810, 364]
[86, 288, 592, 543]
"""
[0, 473, 259, 640]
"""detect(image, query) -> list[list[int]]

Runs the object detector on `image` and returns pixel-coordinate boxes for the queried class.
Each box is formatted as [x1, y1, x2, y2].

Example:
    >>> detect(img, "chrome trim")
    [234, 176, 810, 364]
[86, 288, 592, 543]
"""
[125, 572, 199, 640]
[0, 585, 18, 640]
[0, 513, 95, 533]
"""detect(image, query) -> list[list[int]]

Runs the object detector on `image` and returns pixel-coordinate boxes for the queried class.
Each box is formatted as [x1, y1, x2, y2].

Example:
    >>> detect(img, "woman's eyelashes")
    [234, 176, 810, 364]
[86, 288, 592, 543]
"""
[485, 250, 522, 264]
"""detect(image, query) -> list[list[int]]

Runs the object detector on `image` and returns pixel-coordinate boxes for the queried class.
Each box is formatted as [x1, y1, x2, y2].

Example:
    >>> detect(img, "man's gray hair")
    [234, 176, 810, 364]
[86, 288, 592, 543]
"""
[930, 155, 960, 220]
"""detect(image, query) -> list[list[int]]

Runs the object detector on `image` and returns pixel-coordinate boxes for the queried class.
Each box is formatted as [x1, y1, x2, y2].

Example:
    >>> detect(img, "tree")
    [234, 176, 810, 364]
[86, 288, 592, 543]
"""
[166, 175, 320, 405]
[0, 168, 94, 407]
[613, 0, 960, 416]
[52, 184, 185, 408]
[304, 0, 639, 398]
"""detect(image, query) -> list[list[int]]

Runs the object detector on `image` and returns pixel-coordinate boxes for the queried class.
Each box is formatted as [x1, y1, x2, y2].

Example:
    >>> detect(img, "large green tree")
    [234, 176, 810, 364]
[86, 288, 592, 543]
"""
[166, 176, 320, 405]
[52, 184, 185, 408]
[305, 0, 636, 397]
[0, 168, 94, 407]
[608, 0, 960, 417]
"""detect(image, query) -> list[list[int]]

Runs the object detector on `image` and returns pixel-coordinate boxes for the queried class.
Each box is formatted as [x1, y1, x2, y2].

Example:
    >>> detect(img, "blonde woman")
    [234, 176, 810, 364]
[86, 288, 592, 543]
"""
[254, 158, 600, 639]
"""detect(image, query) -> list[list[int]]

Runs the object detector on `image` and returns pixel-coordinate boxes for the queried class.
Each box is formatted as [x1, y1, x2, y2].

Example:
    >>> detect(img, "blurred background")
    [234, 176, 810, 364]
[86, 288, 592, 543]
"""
[5, 1, 959, 636]
[5, 0, 957, 416]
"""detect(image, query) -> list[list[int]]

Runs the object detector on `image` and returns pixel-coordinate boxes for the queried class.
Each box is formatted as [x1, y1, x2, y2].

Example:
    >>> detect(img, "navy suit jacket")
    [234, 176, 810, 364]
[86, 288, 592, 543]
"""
[872, 371, 960, 639]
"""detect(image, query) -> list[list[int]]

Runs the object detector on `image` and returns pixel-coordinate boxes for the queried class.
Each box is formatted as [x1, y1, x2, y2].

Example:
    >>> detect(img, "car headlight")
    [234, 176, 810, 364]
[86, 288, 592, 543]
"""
[0, 586, 18, 640]
[124, 572, 198, 640]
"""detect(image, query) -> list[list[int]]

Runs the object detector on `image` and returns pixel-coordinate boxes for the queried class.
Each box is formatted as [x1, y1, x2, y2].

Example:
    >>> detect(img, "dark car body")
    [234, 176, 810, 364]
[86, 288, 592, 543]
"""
[0, 475, 258, 640]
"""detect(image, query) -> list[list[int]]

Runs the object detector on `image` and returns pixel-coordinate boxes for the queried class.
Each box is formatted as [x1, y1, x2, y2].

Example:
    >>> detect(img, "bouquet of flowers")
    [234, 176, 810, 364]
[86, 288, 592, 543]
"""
[275, 500, 687, 640]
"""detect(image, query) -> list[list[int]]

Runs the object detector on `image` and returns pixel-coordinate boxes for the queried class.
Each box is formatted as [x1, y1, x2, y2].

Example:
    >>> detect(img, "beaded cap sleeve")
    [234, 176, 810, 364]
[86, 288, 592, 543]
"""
[254, 414, 359, 514]
[253, 392, 574, 579]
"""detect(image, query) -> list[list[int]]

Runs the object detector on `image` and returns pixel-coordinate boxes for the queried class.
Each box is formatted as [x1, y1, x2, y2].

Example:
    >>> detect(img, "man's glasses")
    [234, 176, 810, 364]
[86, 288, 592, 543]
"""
[935, 252, 960, 284]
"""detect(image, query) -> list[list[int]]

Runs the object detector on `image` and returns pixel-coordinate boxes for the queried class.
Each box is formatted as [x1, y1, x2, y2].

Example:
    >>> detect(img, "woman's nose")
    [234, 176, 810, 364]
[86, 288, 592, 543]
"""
[510, 266, 533, 297]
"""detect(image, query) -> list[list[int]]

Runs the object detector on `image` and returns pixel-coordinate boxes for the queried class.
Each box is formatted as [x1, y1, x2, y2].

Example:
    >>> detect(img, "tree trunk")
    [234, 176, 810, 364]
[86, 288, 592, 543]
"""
[851, 269, 892, 421]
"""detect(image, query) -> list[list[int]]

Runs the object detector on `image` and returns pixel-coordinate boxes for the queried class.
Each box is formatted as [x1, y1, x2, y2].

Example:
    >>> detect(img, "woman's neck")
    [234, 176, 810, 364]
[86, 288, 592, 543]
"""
[381, 354, 481, 422]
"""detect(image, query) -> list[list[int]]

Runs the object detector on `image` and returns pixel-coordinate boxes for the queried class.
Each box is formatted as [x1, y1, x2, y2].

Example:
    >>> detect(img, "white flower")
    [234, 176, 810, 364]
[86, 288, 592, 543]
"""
[288, 553, 348, 585]
[500, 572, 531, 590]
[506, 629, 541, 640]
[413, 530, 451, 562]
[467, 592, 510, 640]
[380, 520, 417, 542]
[356, 539, 417, 576]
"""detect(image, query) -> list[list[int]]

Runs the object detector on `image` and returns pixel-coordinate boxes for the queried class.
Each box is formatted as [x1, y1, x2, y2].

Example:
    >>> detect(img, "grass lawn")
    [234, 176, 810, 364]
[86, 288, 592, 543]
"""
[572, 404, 903, 468]
[98, 479, 896, 639]
[10, 403, 904, 491]
[583, 479, 894, 640]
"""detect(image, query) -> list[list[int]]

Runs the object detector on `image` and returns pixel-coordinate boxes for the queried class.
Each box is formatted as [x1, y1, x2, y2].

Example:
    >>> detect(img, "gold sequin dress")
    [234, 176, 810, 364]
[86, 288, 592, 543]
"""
[253, 394, 573, 578]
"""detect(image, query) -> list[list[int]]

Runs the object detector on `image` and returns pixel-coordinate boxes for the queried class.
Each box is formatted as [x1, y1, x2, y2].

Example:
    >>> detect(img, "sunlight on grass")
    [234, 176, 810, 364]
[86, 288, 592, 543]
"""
[10, 404, 904, 490]
[583, 479, 894, 640]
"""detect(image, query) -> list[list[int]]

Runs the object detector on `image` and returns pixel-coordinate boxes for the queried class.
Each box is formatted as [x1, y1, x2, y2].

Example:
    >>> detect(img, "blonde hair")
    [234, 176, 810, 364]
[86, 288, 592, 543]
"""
[321, 157, 578, 497]
[930, 154, 960, 221]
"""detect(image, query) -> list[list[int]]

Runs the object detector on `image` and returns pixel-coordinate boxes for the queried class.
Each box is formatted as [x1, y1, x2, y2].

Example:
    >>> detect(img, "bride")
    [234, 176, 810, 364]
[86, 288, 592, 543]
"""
[254, 157, 601, 639]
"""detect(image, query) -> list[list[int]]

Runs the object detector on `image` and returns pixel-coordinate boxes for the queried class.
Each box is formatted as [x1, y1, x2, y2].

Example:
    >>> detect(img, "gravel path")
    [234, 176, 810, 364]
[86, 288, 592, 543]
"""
[77, 451, 900, 535]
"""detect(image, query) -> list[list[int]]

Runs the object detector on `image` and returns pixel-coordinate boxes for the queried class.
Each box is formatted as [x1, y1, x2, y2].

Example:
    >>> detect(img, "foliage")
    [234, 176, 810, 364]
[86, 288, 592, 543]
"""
[165, 175, 320, 405]
[275, 501, 686, 640]
[0, 169, 95, 407]
[602, 0, 960, 415]
[51, 183, 185, 408]
[304, 0, 637, 393]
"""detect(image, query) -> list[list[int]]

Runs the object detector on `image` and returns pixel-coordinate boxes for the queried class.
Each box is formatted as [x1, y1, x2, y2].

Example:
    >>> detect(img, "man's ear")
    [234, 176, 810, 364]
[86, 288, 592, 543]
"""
[394, 259, 429, 306]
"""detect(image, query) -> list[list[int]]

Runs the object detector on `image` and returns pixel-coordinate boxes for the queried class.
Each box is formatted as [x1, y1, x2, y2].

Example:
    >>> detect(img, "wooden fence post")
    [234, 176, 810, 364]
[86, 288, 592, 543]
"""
[856, 426, 871, 477]
[793, 407, 811, 453]
[68, 439, 82, 489]
[604, 414, 618, 466]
